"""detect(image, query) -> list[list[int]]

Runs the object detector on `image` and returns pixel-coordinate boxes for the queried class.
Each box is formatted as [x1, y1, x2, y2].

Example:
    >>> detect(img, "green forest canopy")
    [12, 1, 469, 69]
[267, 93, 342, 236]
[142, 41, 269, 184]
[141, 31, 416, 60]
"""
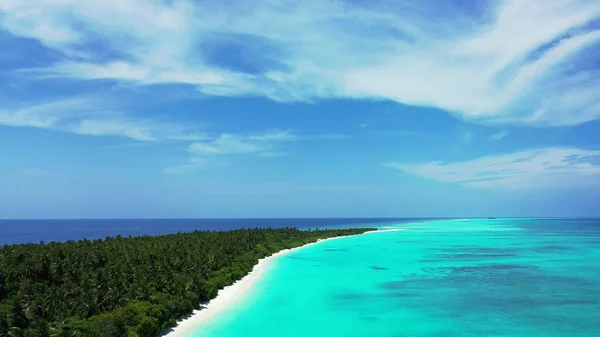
[0, 227, 374, 337]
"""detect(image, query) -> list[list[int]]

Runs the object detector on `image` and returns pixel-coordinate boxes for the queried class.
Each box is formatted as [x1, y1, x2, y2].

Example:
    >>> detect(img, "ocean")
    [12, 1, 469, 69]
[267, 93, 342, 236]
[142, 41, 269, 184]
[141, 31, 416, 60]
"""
[0, 218, 424, 246]
[188, 218, 600, 337]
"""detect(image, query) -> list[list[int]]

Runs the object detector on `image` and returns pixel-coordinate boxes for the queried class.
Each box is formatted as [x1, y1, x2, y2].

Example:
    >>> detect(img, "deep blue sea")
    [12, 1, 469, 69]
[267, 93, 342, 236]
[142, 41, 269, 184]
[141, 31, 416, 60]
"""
[0, 218, 429, 246]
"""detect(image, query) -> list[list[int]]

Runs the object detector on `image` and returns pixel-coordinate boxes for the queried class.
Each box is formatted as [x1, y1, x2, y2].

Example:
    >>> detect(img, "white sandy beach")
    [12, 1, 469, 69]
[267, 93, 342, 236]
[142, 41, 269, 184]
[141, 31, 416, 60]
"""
[162, 229, 402, 337]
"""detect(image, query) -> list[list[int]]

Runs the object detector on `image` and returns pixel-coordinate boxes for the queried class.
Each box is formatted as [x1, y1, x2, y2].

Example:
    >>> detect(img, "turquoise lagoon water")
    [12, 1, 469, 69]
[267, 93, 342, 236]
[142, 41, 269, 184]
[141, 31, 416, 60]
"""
[190, 219, 600, 337]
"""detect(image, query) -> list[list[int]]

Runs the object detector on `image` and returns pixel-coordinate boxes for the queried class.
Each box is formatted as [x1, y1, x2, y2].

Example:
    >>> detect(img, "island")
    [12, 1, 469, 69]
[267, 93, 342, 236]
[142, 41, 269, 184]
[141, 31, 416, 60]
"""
[0, 227, 374, 337]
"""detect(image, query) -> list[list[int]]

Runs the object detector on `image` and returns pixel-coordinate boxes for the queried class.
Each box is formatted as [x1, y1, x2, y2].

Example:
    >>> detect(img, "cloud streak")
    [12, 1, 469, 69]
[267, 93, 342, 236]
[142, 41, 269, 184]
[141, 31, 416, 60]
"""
[0, 96, 205, 142]
[2, 0, 600, 126]
[385, 147, 600, 189]
[489, 130, 508, 141]
[165, 130, 296, 174]
[188, 131, 294, 156]
[164, 130, 350, 173]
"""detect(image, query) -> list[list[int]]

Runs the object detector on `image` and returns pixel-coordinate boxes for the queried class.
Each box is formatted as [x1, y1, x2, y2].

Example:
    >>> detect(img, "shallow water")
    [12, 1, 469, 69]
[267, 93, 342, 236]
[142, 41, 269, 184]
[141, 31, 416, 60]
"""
[190, 219, 600, 337]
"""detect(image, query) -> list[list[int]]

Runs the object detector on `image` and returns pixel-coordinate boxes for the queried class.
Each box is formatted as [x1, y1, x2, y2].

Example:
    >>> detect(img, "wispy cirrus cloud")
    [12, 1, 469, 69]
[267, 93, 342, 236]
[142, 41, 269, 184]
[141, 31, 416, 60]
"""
[0, 96, 205, 142]
[164, 157, 208, 175]
[165, 130, 349, 174]
[489, 130, 509, 141]
[164, 131, 294, 174]
[2, 0, 600, 126]
[188, 131, 294, 156]
[385, 147, 600, 189]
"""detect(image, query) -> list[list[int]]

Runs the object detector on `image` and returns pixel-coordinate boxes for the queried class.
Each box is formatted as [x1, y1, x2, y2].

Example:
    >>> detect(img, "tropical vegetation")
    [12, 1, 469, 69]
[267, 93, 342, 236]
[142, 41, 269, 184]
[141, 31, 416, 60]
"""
[0, 227, 373, 337]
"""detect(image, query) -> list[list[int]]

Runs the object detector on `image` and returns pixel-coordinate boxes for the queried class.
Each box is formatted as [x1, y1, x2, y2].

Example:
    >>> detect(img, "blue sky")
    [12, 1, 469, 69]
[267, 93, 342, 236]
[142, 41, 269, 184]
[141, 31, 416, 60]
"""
[1, 0, 600, 218]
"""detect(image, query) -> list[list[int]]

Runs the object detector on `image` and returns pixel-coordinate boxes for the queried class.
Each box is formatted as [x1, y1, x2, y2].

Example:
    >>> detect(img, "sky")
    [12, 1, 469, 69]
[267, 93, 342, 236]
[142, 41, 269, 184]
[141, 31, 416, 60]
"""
[1, 0, 600, 218]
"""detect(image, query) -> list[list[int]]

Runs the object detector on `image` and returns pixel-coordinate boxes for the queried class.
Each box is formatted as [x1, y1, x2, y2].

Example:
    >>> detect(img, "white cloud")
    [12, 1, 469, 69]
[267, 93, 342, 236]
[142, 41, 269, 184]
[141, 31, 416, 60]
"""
[165, 130, 346, 173]
[489, 130, 508, 140]
[2, 0, 600, 126]
[164, 131, 294, 173]
[0, 96, 205, 142]
[188, 131, 293, 156]
[0, 97, 85, 128]
[189, 136, 262, 155]
[246, 130, 296, 142]
[164, 157, 208, 175]
[385, 147, 600, 189]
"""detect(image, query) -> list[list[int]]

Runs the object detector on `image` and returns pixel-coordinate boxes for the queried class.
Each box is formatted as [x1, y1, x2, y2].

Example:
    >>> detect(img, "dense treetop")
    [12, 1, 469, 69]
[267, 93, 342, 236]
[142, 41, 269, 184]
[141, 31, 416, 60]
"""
[0, 227, 373, 337]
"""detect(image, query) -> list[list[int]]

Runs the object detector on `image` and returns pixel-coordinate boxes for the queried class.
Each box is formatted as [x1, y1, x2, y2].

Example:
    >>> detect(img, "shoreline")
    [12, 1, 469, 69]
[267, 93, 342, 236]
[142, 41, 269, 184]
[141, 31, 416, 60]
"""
[162, 229, 401, 337]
